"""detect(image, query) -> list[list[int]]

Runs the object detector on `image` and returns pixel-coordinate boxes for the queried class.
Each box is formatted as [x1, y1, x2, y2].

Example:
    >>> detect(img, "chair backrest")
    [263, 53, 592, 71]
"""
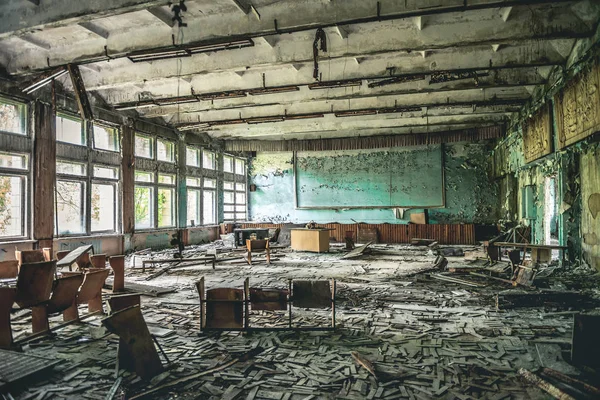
[77, 268, 110, 303]
[246, 239, 269, 251]
[46, 274, 85, 314]
[15, 250, 46, 265]
[15, 260, 56, 308]
[0, 260, 18, 280]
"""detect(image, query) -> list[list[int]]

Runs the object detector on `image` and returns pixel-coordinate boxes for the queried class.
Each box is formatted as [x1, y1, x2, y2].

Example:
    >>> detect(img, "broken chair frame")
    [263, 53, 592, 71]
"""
[196, 277, 337, 332]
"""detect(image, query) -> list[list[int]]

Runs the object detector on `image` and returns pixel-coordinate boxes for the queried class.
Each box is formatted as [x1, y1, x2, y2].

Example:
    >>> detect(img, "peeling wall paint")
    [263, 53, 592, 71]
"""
[249, 142, 498, 224]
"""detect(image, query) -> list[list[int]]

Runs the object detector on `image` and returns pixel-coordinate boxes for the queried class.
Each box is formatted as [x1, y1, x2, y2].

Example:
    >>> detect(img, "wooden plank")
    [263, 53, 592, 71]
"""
[522, 103, 553, 163]
[122, 125, 135, 234]
[33, 101, 56, 244]
[67, 64, 93, 120]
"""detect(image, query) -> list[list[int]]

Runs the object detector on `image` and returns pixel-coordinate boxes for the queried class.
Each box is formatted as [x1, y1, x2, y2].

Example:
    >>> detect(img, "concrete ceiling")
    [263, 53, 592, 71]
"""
[0, 0, 598, 141]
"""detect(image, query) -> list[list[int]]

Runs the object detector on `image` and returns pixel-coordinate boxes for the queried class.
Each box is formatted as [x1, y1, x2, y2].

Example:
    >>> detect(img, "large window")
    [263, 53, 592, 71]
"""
[223, 155, 234, 173]
[91, 166, 119, 232]
[56, 114, 85, 145]
[54, 114, 121, 236]
[186, 177, 201, 227]
[0, 151, 28, 238]
[157, 139, 175, 163]
[0, 98, 27, 135]
[94, 124, 120, 152]
[203, 178, 216, 225]
[134, 170, 177, 229]
[203, 150, 215, 170]
[235, 158, 246, 176]
[56, 161, 87, 235]
[186, 146, 201, 167]
[135, 134, 154, 159]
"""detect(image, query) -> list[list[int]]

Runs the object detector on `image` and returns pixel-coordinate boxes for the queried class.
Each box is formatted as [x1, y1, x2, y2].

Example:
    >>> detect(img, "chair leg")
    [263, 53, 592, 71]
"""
[31, 305, 50, 334]
[88, 294, 104, 313]
[247, 251, 252, 266]
[266, 249, 271, 265]
[63, 301, 80, 322]
[109, 256, 125, 293]
[0, 288, 16, 348]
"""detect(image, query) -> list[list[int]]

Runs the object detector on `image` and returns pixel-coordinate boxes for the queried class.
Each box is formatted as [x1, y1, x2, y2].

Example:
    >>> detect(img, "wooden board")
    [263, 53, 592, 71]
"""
[206, 288, 243, 329]
[290, 229, 330, 253]
[555, 63, 600, 149]
[522, 103, 553, 163]
[293, 281, 331, 308]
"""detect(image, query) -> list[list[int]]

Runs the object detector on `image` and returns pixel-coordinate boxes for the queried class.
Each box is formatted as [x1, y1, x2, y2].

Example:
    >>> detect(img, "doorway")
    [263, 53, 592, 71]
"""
[543, 176, 559, 246]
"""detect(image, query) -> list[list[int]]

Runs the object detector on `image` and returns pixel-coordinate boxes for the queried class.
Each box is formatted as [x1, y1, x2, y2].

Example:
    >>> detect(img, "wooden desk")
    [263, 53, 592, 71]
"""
[290, 229, 331, 253]
[492, 242, 568, 264]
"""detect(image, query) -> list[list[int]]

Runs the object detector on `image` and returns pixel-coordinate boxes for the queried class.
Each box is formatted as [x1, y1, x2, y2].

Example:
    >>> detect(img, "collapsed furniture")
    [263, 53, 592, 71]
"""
[62, 268, 110, 321]
[102, 305, 164, 380]
[56, 244, 95, 271]
[196, 277, 336, 332]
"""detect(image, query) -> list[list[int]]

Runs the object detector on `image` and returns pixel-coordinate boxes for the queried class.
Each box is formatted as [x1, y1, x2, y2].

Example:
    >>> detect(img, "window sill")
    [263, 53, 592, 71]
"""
[0, 239, 36, 246]
[54, 233, 122, 240]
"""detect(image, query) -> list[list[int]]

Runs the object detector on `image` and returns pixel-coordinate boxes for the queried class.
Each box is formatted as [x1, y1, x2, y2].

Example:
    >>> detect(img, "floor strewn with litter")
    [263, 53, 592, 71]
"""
[7, 243, 600, 400]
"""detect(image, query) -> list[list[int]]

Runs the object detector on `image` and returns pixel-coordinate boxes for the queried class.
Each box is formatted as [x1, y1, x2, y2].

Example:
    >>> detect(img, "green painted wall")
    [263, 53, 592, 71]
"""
[249, 142, 499, 224]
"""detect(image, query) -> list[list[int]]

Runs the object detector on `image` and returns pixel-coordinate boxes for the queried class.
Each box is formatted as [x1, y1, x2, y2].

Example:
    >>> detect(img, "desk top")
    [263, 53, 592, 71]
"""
[56, 244, 94, 267]
[290, 228, 334, 231]
[493, 242, 568, 250]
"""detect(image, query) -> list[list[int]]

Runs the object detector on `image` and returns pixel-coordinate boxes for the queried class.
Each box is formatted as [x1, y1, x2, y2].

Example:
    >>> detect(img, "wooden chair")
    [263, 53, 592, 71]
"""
[31, 274, 85, 333]
[109, 255, 125, 292]
[15, 250, 46, 265]
[0, 260, 18, 280]
[63, 268, 110, 321]
[246, 239, 270, 265]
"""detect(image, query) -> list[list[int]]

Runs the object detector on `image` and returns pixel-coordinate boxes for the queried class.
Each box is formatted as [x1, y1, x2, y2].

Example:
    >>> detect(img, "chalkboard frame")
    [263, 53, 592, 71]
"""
[292, 146, 446, 210]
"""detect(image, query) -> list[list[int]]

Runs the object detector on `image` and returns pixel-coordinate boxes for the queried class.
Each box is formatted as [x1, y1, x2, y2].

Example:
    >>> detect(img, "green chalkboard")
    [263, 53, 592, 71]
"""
[294, 145, 444, 209]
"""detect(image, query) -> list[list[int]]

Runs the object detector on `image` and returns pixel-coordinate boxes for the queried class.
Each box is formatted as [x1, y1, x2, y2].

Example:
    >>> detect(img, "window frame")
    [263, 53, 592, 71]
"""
[55, 176, 87, 237]
[0, 156, 29, 240]
[92, 122, 121, 153]
[134, 133, 155, 159]
[56, 112, 86, 146]
[157, 138, 176, 163]
[202, 178, 217, 225]
[91, 163, 120, 234]
[0, 96, 28, 136]
[134, 168, 178, 230]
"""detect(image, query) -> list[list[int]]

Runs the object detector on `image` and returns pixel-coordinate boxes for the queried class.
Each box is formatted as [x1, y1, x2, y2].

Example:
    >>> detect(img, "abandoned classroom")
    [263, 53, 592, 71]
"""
[0, 1, 599, 399]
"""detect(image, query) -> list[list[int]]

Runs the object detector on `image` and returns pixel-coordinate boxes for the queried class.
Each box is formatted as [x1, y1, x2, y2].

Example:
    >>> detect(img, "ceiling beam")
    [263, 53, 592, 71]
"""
[146, 7, 174, 27]
[3, 0, 585, 75]
[83, 39, 567, 92]
[18, 35, 51, 50]
[78, 21, 110, 39]
[0, 0, 170, 39]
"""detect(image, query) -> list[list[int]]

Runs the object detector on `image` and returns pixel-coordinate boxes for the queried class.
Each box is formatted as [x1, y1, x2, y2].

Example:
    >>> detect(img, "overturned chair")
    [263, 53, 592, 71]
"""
[196, 277, 336, 332]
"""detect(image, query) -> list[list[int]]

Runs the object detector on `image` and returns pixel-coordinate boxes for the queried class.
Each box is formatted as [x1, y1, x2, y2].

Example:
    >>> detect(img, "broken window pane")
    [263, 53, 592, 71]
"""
[203, 190, 216, 225]
[187, 188, 200, 227]
[186, 147, 200, 167]
[56, 180, 85, 235]
[57, 160, 87, 176]
[135, 170, 154, 183]
[93, 166, 119, 179]
[157, 139, 175, 163]
[158, 188, 175, 227]
[56, 115, 85, 145]
[158, 173, 175, 185]
[135, 134, 153, 158]
[134, 186, 154, 229]
[235, 159, 245, 175]
[0, 175, 26, 237]
[0, 152, 28, 170]
[203, 150, 215, 170]
[94, 125, 120, 152]
[91, 183, 116, 232]
[223, 155, 234, 173]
